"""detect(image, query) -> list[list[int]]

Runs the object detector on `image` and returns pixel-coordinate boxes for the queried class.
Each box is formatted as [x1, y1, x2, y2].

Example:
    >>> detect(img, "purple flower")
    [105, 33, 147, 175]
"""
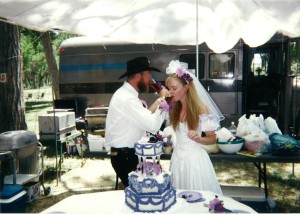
[159, 99, 176, 111]
[152, 163, 162, 175]
[159, 99, 169, 111]
[176, 67, 193, 83]
[163, 140, 172, 147]
[156, 131, 164, 141]
[209, 195, 225, 212]
[136, 161, 162, 176]
[176, 67, 186, 77]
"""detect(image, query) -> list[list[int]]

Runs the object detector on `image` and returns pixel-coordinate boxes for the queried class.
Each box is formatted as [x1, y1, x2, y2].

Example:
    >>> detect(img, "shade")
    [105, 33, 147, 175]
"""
[0, 0, 300, 53]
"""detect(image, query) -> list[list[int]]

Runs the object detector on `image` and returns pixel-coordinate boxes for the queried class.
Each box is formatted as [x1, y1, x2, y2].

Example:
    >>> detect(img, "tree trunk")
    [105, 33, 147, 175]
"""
[0, 22, 27, 132]
[40, 32, 60, 100]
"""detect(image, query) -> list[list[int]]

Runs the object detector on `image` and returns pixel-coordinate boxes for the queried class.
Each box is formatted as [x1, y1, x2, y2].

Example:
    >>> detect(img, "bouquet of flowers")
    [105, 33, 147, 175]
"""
[148, 131, 173, 153]
[136, 161, 162, 176]
[208, 195, 225, 212]
[155, 131, 172, 147]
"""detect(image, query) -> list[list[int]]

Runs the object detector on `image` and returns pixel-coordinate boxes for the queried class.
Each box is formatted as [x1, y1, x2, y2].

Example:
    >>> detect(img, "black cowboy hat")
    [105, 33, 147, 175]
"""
[118, 57, 161, 79]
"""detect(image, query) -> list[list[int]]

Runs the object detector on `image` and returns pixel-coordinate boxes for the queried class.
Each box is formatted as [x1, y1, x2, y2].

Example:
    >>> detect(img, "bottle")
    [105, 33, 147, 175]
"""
[149, 79, 165, 93]
[228, 122, 237, 135]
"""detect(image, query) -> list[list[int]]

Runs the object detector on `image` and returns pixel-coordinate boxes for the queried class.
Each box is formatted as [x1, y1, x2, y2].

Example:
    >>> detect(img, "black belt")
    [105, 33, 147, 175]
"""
[111, 147, 134, 152]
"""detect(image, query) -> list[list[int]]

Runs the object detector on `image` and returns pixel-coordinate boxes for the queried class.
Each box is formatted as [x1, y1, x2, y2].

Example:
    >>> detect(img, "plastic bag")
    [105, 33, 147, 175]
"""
[243, 133, 269, 154]
[269, 133, 300, 156]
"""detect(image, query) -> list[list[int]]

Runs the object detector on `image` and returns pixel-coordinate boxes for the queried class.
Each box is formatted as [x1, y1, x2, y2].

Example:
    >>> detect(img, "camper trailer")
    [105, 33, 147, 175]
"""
[58, 34, 300, 133]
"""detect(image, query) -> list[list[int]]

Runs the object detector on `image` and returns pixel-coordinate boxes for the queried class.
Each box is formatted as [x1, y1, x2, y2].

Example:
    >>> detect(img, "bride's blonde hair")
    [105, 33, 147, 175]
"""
[166, 74, 208, 131]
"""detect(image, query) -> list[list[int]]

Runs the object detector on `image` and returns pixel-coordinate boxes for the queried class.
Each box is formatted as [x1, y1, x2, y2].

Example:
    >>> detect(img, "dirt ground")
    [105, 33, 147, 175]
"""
[25, 158, 118, 213]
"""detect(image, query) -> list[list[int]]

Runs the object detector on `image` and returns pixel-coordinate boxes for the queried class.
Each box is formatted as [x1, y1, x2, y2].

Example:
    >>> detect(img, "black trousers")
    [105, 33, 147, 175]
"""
[110, 148, 138, 187]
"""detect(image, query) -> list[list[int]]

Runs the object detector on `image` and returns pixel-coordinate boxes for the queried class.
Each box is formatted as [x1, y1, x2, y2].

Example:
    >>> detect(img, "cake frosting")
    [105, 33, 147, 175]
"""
[124, 137, 176, 212]
[134, 140, 163, 157]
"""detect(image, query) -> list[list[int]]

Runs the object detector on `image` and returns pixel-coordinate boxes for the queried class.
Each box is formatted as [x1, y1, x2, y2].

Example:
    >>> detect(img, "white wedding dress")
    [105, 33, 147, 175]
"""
[170, 115, 223, 195]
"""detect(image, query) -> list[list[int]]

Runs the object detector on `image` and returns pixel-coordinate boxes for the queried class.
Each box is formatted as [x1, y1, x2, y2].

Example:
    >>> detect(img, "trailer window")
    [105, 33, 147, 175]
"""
[209, 53, 234, 78]
[179, 54, 205, 79]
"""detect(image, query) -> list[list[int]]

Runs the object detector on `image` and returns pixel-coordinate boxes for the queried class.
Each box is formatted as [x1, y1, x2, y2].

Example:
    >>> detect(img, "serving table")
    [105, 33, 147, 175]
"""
[41, 190, 257, 214]
[83, 151, 300, 199]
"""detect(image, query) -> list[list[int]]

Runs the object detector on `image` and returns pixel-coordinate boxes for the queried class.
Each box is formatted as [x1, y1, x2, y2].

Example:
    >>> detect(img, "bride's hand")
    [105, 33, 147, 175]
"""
[159, 88, 170, 98]
[187, 130, 201, 142]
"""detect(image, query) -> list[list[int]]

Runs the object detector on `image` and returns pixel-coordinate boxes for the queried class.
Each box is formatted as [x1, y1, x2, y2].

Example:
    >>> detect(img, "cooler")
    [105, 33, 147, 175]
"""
[0, 184, 27, 213]
[23, 181, 40, 202]
[39, 112, 76, 140]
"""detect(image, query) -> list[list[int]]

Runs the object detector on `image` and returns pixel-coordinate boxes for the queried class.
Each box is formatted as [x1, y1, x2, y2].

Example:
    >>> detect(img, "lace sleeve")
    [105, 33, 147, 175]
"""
[200, 114, 220, 132]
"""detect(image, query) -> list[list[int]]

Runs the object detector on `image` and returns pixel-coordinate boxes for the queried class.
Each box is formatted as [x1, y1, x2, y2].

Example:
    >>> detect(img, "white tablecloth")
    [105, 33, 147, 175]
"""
[41, 190, 257, 214]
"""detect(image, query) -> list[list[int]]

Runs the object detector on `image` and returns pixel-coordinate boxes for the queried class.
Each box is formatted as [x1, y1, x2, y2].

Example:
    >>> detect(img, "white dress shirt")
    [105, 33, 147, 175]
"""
[105, 82, 166, 148]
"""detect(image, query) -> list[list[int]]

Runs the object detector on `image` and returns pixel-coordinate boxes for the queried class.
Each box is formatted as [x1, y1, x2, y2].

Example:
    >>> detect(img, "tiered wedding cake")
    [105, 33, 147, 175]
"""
[124, 138, 176, 212]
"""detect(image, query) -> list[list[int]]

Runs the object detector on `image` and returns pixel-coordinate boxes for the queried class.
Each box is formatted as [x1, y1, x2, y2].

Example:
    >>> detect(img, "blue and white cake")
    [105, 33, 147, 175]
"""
[134, 140, 163, 157]
[125, 139, 176, 212]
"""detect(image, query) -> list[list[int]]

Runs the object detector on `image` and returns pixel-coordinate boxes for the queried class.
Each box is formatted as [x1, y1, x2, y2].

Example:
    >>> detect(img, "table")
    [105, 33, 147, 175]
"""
[83, 151, 300, 198]
[41, 190, 257, 214]
[209, 153, 300, 199]
[41, 131, 82, 184]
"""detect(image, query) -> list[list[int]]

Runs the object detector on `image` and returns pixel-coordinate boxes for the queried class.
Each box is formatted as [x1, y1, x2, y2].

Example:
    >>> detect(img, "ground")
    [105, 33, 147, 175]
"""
[23, 87, 300, 213]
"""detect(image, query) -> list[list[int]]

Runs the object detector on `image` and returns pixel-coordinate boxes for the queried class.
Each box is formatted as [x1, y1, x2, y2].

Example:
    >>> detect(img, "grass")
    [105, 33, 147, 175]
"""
[25, 101, 53, 112]
[214, 162, 300, 213]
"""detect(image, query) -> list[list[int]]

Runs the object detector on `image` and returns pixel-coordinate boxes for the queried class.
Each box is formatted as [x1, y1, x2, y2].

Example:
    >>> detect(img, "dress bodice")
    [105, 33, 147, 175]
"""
[172, 114, 220, 159]
[173, 123, 201, 157]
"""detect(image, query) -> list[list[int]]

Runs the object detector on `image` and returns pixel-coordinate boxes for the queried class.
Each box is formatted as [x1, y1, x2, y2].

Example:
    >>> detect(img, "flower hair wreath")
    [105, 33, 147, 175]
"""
[166, 60, 193, 83]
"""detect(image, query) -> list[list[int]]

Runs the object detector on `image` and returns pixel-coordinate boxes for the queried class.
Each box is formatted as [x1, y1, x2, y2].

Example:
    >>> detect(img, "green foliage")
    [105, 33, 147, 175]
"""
[289, 39, 300, 76]
[21, 28, 75, 89]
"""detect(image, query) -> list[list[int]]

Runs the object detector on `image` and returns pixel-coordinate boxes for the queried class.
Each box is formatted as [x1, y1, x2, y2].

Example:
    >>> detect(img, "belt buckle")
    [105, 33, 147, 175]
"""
[110, 149, 118, 156]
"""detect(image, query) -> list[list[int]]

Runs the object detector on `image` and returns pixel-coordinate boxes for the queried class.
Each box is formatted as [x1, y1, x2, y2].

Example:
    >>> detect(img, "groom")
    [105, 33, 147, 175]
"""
[105, 56, 168, 188]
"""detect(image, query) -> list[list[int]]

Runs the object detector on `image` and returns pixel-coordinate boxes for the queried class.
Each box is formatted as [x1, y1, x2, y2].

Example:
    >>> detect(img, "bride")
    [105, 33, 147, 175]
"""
[163, 60, 224, 195]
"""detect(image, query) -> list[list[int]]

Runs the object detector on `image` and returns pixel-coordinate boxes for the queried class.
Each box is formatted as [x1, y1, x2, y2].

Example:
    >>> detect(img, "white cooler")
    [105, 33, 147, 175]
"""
[87, 134, 107, 152]
[39, 112, 76, 140]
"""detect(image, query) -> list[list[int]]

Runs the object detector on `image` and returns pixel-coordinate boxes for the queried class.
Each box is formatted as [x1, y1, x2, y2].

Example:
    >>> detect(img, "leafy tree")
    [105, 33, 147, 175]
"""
[289, 40, 300, 75]
[21, 30, 47, 89]
[21, 29, 75, 89]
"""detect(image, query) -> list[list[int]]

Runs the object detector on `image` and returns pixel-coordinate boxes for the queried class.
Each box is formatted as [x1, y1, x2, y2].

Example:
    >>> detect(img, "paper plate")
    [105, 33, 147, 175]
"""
[177, 191, 205, 203]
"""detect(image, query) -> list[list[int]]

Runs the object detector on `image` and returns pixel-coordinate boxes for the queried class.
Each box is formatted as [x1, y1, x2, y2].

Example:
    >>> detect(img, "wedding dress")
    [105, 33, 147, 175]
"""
[170, 116, 223, 195]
